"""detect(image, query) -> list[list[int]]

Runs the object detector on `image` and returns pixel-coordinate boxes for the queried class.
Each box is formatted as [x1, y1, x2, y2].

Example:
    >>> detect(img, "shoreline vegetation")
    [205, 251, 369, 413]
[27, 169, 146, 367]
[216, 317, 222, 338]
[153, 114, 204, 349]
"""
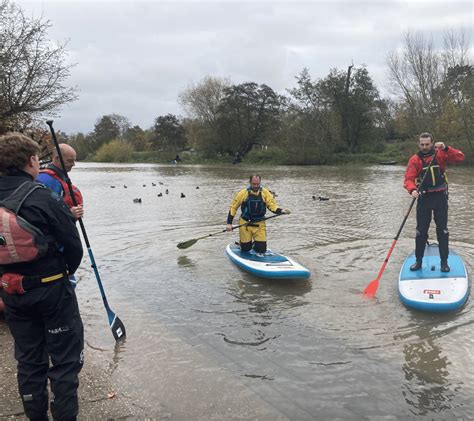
[85, 139, 473, 167]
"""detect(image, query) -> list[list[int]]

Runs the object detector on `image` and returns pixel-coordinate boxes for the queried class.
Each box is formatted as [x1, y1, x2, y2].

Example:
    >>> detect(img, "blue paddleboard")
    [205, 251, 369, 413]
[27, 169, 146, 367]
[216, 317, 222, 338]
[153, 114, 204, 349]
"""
[225, 244, 310, 280]
[398, 243, 470, 312]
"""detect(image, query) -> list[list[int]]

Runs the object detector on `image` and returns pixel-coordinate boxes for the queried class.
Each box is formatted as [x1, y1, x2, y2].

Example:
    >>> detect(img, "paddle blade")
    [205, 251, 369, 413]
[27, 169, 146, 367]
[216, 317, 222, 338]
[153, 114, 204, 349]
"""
[111, 315, 126, 341]
[177, 239, 198, 249]
[363, 278, 379, 297]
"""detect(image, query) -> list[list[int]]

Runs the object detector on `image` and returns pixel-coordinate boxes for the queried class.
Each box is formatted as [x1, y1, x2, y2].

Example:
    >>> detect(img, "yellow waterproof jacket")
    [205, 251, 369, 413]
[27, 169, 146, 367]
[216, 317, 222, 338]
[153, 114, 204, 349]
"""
[227, 187, 281, 223]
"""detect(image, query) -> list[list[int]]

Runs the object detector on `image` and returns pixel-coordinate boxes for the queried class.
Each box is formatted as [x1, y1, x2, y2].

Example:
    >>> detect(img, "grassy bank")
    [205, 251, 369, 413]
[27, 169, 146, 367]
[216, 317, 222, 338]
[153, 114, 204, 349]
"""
[91, 140, 473, 166]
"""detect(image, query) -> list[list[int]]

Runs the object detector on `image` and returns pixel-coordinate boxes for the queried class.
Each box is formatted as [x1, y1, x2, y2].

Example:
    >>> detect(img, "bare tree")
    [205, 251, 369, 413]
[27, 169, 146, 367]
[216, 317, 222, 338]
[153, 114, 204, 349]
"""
[387, 29, 472, 142]
[0, 0, 77, 131]
[442, 29, 470, 70]
[178, 75, 230, 128]
[387, 32, 442, 116]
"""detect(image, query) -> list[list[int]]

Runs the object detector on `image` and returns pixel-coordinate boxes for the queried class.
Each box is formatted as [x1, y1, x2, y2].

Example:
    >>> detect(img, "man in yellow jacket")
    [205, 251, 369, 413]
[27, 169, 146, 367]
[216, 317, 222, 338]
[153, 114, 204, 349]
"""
[226, 175, 290, 254]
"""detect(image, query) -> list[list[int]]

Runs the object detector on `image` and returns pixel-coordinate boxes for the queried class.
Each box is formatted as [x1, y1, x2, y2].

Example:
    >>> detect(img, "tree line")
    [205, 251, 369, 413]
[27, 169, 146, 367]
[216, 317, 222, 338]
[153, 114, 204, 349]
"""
[1, 0, 472, 164]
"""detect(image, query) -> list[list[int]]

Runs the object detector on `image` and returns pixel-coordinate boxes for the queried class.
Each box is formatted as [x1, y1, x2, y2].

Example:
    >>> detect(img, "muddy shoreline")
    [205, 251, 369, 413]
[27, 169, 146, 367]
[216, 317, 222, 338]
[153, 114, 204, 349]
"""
[0, 307, 288, 420]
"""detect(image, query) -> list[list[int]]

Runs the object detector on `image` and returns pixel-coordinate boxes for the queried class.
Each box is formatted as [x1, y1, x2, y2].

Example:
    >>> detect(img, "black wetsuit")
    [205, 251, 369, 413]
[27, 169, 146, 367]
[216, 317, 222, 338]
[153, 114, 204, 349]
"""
[416, 191, 449, 262]
[0, 170, 84, 421]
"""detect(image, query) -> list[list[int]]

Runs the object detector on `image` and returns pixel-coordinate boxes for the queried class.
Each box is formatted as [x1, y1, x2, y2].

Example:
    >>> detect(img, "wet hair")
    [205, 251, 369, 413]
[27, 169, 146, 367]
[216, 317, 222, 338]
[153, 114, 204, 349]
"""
[419, 132, 433, 142]
[0, 132, 40, 175]
[249, 174, 261, 182]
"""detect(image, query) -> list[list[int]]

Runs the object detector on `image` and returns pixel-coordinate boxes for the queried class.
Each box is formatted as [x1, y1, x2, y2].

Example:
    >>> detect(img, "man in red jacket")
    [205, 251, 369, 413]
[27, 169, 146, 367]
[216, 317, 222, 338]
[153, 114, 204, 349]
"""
[404, 133, 464, 272]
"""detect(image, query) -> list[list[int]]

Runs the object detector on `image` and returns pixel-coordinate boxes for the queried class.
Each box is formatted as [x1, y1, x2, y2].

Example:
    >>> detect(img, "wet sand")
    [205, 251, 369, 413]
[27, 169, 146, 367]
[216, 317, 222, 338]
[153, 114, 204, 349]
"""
[0, 315, 155, 419]
[0, 309, 288, 420]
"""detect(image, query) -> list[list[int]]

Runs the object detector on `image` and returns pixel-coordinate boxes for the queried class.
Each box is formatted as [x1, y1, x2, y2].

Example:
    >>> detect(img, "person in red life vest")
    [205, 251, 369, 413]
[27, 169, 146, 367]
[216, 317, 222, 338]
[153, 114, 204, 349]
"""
[37, 144, 83, 289]
[0, 132, 84, 421]
[404, 133, 464, 272]
[37, 143, 84, 220]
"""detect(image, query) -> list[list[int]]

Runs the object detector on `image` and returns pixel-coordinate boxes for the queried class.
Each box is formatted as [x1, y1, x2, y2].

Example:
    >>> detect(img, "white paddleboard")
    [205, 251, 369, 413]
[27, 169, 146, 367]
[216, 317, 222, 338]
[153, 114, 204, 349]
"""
[225, 244, 310, 280]
[398, 244, 470, 312]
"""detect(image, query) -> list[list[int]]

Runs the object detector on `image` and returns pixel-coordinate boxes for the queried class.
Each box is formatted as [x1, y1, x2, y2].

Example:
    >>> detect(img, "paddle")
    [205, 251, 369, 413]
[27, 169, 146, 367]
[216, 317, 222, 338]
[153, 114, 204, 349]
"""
[363, 149, 438, 297]
[177, 213, 285, 249]
[46, 120, 126, 341]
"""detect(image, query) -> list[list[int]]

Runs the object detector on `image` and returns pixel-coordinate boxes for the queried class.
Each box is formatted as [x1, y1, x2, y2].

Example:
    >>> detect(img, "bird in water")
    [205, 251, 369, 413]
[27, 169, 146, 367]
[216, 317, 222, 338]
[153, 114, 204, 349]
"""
[196, 186, 200, 189]
[157, 192, 163, 197]
[133, 198, 142, 203]
[312, 195, 329, 201]
[123, 185, 127, 188]
[142, 184, 146, 187]
[152, 182, 156, 186]
[180, 193, 186, 198]
[165, 189, 169, 194]
[159, 181, 164, 185]
[110, 186, 116, 188]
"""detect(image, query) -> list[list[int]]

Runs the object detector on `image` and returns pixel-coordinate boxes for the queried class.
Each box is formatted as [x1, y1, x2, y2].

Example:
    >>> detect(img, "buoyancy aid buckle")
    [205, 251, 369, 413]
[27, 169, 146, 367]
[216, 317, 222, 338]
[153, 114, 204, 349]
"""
[416, 153, 447, 192]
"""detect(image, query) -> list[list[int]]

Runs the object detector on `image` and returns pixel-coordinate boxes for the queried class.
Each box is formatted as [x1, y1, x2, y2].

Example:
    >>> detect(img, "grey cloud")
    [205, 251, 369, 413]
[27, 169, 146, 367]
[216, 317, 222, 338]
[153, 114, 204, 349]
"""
[17, 0, 473, 133]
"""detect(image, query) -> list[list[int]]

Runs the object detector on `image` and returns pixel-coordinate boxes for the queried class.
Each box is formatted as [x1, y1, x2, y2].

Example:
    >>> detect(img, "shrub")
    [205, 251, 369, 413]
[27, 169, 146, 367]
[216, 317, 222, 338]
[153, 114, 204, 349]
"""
[93, 139, 134, 162]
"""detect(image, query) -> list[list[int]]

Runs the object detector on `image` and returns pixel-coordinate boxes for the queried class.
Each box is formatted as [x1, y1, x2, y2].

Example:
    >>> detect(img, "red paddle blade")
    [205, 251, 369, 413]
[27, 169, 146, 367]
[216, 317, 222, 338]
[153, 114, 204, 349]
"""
[363, 278, 379, 297]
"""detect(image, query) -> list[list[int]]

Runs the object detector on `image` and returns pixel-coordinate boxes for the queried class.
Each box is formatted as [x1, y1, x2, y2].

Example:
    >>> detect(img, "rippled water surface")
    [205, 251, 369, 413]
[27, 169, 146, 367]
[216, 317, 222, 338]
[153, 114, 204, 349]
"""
[73, 162, 473, 419]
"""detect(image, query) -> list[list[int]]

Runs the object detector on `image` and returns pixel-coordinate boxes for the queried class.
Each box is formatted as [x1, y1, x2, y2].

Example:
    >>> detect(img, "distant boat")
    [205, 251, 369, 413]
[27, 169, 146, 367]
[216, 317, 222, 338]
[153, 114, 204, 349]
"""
[378, 160, 398, 165]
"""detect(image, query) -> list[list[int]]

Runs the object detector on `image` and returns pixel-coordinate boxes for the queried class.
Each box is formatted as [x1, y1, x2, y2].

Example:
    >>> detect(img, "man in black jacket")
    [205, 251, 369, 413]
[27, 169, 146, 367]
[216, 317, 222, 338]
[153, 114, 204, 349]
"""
[0, 132, 84, 421]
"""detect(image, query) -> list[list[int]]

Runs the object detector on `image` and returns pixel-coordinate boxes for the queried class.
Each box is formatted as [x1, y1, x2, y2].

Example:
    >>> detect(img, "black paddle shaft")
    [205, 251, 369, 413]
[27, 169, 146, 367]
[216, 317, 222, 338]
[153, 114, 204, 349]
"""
[211, 213, 284, 238]
[176, 213, 286, 249]
[46, 120, 126, 341]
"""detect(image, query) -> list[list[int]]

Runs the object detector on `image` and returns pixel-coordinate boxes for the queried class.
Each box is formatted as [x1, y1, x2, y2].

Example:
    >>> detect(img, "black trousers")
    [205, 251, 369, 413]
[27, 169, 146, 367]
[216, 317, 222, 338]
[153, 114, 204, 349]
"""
[2, 277, 84, 421]
[240, 240, 267, 253]
[415, 191, 449, 261]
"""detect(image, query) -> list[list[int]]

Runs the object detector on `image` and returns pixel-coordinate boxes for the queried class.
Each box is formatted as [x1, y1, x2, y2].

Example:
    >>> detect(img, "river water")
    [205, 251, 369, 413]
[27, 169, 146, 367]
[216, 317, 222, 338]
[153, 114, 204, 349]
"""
[71, 162, 473, 419]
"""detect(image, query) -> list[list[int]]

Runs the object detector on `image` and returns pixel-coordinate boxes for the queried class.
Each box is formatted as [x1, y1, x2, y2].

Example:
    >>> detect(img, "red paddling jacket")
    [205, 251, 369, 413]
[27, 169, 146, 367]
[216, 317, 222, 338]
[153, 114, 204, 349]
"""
[404, 146, 464, 194]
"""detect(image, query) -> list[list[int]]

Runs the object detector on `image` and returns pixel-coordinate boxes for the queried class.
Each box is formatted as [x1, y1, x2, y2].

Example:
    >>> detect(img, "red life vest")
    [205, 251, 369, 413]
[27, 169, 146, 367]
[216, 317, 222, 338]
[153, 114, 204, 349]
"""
[0, 182, 54, 265]
[40, 168, 83, 208]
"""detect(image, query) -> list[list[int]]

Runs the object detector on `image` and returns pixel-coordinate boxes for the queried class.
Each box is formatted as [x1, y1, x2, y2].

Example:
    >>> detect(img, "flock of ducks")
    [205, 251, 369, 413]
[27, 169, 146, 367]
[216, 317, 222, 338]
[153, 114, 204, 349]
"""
[110, 183, 198, 203]
[113, 184, 330, 204]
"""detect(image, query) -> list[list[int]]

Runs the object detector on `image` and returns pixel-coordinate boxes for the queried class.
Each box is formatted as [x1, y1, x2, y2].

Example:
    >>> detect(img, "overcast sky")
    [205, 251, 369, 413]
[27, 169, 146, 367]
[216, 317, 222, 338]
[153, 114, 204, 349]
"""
[16, 0, 473, 134]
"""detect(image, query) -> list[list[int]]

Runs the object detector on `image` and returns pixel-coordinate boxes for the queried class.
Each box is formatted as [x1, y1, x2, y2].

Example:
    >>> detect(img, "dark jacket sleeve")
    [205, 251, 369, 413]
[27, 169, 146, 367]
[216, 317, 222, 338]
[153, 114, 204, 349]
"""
[48, 198, 83, 274]
[33, 190, 84, 274]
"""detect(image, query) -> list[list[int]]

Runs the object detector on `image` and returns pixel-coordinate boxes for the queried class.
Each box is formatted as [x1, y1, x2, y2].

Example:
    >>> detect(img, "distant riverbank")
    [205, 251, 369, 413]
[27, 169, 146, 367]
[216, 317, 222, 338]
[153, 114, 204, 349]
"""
[89, 141, 473, 166]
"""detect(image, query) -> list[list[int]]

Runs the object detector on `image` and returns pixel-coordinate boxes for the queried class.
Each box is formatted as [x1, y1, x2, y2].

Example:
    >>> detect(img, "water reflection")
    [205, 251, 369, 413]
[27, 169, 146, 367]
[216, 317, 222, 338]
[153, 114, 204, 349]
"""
[396, 314, 455, 416]
[177, 255, 195, 268]
[228, 277, 312, 313]
[217, 277, 312, 348]
[69, 162, 473, 418]
[112, 338, 127, 369]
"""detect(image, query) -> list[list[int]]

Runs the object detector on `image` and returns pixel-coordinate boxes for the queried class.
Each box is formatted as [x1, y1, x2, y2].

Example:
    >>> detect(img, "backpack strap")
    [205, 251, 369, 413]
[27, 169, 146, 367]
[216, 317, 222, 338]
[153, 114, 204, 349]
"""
[0, 181, 44, 215]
